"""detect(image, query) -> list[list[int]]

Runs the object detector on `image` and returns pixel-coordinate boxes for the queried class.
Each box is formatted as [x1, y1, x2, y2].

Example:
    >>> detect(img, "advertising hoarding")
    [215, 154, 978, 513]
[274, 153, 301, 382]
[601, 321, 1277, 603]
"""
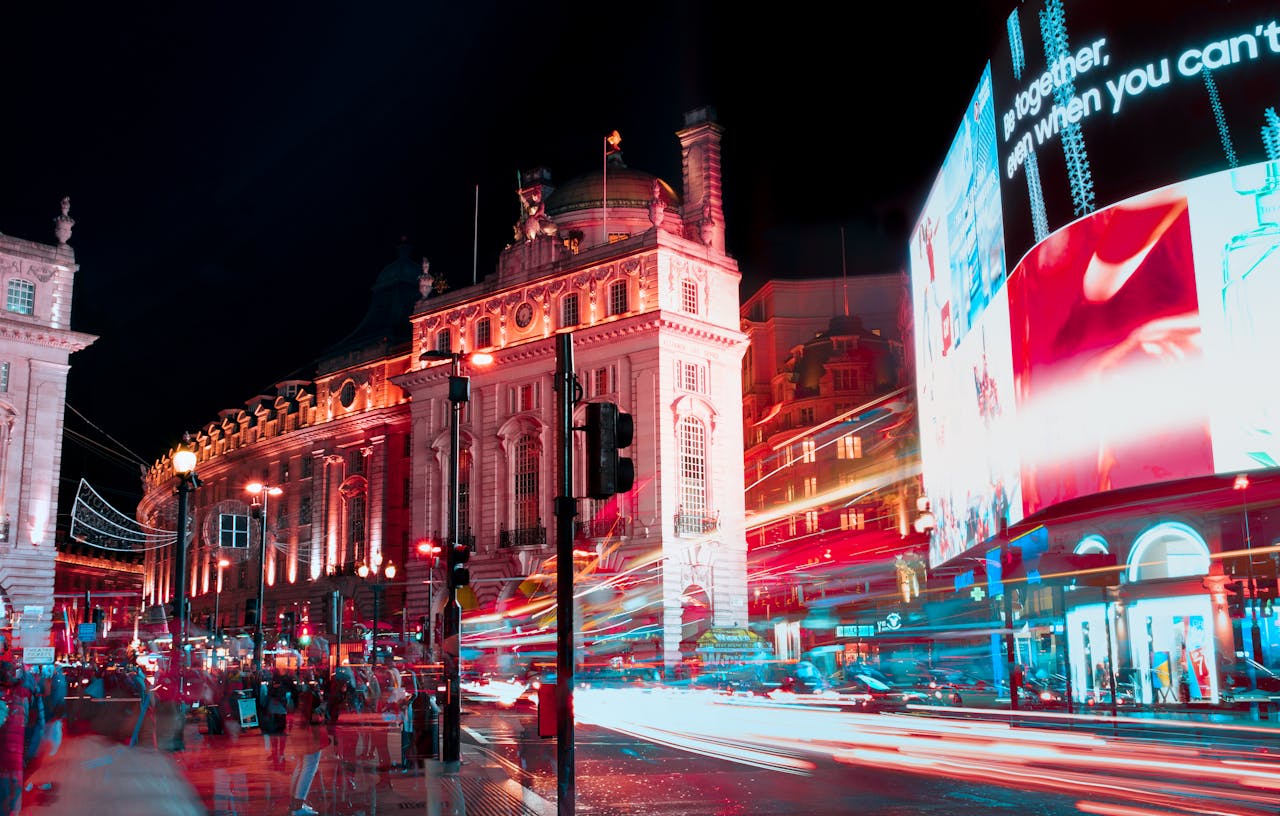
[910, 0, 1280, 566]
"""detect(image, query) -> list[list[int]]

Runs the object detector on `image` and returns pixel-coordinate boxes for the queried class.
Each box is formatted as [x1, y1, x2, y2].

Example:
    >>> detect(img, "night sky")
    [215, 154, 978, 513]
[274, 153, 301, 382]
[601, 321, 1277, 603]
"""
[1, 2, 1011, 516]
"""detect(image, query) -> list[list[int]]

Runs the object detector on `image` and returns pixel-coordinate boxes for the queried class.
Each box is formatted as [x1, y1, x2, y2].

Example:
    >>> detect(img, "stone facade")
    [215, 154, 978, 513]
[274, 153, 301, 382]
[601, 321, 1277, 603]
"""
[0, 199, 97, 651]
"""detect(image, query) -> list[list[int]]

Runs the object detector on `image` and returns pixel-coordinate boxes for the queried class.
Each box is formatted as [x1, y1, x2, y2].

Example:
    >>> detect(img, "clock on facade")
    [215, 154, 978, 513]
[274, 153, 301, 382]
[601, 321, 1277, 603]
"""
[514, 302, 535, 329]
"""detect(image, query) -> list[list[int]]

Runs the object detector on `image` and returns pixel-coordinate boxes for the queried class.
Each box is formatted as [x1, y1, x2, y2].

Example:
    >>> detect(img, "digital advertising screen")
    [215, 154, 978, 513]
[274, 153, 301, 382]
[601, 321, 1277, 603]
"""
[910, 0, 1280, 567]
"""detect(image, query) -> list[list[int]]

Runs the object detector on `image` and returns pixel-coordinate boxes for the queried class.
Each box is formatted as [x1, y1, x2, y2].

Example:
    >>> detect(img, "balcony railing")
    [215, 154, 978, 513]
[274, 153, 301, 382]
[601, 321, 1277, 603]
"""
[674, 510, 719, 536]
[499, 522, 546, 549]
[575, 517, 630, 540]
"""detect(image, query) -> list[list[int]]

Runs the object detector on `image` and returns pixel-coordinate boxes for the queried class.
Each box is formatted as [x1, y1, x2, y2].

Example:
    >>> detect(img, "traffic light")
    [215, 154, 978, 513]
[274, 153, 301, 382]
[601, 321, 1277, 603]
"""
[281, 610, 297, 643]
[584, 401, 635, 499]
[417, 538, 443, 565]
[1258, 578, 1277, 617]
[448, 540, 472, 588]
[1226, 580, 1247, 619]
[415, 615, 427, 642]
[298, 623, 312, 646]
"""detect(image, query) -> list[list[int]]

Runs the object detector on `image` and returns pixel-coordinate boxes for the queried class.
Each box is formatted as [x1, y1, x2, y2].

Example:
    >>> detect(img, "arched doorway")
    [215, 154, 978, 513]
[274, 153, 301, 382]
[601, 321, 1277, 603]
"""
[678, 586, 711, 664]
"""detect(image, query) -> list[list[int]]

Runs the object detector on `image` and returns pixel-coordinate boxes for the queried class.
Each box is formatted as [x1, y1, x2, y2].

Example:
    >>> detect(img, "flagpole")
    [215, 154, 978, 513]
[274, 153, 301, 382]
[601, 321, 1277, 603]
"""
[841, 225, 850, 317]
[602, 135, 608, 247]
[473, 184, 479, 285]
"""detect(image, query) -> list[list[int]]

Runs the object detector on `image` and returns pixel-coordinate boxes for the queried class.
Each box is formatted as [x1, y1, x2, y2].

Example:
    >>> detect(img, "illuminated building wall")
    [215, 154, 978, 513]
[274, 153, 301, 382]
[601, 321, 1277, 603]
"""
[0, 199, 96, 651]
[397, 108, 749, 672]
[740, 275, 925, 662]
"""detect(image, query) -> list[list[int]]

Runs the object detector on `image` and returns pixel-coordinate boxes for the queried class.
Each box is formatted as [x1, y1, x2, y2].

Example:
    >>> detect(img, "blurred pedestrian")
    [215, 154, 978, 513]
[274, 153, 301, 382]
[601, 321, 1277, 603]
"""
[288, 705, 332, 816]
[0, 659, 32, 816]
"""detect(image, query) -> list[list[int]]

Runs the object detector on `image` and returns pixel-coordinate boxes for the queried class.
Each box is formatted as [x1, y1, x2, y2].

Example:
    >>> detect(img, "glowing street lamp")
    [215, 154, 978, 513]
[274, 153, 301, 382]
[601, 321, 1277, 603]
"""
[246, 481, 283, 672]
[419, 347, 493, 768]
[169, 435, 201, 751]
[359, 553, 396, 661]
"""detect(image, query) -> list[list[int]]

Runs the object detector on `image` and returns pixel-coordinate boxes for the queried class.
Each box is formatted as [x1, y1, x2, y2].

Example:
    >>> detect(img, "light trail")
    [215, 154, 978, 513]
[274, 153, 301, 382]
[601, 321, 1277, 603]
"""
[566, 688, 1280, 815]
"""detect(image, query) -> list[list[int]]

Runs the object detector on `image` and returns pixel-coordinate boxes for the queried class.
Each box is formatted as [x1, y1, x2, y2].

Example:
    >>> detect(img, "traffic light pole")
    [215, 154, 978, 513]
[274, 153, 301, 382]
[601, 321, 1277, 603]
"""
[554, 332, 577, 816]
[442, 355, 465, 770]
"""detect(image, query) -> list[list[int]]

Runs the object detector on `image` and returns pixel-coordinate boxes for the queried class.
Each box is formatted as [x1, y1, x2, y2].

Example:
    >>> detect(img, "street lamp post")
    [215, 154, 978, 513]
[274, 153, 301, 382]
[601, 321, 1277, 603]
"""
[1233, 474, 1264, 713]
[170, 436, 200, 752]
[359, 556, 396, 662]
[421, 348, 492, 769]
[246, 481, 283, 673]
[416, 539, 443, 661]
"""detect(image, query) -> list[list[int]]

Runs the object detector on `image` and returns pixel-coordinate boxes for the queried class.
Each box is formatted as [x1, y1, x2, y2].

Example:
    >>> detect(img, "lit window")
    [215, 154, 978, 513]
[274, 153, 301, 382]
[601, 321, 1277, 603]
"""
[840, 510, 865, 531]
[805, 511, 820, 534]
[437, 328, 452, 353]
[608, 280, 628, 315]
[348, 494, 366, 562]
[787, 516, 797, 537]
[803, 477, 817, 498]
[514, 434, 540, 530]
[838, 434, 862, 459]
[681, 279, 698, 314]
[561, 294, 579, 327]
[459, 451, 473, 534]
[5, 280, 34, 315]
[475, 318, 491, 349]
[678, 417, 707, 518]
[801, 439, 816, 463]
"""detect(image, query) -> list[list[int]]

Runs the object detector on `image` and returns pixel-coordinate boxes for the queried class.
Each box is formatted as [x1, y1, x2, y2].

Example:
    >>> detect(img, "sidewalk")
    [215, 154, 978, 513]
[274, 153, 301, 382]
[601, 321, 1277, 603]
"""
[32, 704, 554, 816]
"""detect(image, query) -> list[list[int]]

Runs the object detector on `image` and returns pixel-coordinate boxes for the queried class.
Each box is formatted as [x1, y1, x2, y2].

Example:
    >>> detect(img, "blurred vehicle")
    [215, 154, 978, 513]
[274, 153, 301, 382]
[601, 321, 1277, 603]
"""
[1221, 660, 1280, 706]
[828, 672, 935, 712]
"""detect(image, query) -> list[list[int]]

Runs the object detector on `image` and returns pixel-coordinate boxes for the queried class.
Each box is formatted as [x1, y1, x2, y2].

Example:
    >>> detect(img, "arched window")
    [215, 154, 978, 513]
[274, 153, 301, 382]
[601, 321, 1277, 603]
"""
[5, 280, 34, 315]
[348, 494, 366, 564]
[678, 417, 707, 518]
[459, 449, 473, 534]
[514, 433, 539, 530]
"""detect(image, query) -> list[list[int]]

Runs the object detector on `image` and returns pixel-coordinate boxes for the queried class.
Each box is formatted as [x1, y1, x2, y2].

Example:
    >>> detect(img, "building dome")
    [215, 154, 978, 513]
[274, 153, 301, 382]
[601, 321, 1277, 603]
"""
[545, 163, 681, 217]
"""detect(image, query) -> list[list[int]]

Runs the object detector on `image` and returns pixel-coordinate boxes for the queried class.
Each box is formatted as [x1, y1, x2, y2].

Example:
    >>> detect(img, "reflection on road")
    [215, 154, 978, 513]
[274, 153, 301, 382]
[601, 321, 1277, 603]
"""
[563, 688, 1280, 816]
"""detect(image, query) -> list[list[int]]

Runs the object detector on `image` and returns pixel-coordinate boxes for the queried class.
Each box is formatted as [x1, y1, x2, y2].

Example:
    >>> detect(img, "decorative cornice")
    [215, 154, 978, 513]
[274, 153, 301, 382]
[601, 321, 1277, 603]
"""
[0, 322, 97, 352]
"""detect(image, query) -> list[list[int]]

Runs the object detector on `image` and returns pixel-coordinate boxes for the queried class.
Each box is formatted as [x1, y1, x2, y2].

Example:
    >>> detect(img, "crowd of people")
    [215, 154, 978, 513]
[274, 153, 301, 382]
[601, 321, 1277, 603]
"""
[0, 638, 439, 816]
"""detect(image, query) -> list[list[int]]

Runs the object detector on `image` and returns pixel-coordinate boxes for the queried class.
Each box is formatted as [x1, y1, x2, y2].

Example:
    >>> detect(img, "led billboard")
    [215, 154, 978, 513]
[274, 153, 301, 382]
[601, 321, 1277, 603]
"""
[910, 0, 1280, 566]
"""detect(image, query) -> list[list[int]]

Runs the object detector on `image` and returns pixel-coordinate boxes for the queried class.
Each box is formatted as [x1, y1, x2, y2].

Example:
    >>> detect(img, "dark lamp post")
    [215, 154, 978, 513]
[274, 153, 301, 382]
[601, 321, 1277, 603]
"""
[169, 437, 200, 751]
[246, 481, 283, 673]
[420, 347, 492, 769]
[359, 557, 396, 662]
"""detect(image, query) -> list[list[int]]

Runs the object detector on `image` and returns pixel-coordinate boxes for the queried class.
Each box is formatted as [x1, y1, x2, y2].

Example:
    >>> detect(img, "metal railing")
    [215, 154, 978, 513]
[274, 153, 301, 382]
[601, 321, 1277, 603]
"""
[575, 517, 630, 540]
[499, 522, 546, 549]
[674, 510, 719, 536]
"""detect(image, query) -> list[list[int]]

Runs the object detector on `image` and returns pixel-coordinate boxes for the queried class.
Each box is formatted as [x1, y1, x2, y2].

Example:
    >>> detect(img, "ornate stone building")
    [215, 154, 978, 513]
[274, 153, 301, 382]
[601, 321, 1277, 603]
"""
[138, 108, 749, 672]
[0, 199, 97, 651]
[395, 107, 749, 671]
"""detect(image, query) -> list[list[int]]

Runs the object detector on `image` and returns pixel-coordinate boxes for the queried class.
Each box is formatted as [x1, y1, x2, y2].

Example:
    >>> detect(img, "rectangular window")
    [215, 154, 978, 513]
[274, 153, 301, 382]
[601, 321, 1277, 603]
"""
[608, 280, 628, 315]
[681, 279, 698, 314]
[279, 461, 289, 483]
[402, 477, 411, 506]
[299, 496, 312, 525]
[475, 318, 492, 349]
[219, 513, 250, 548]
[803, 476, 817, 498]
[674, 360, 706, 393]
[5, 280, 34, 315]
[348, 449, 364, 474]
[837, 434, 862, 459]
[518, 383, 534, 412]
[798, 407, 815, 425]
[0, 362, 8, 393]
[801, 439, 816, 463]
[592, 367, 611, 397]
[300, 456, 313, 478]
[804, 510, 820, 534]
[832, 369, 856, 391]
[436, 328, 452, 352]
[840, 510, 866, 531]
[561, 294, 579, 327]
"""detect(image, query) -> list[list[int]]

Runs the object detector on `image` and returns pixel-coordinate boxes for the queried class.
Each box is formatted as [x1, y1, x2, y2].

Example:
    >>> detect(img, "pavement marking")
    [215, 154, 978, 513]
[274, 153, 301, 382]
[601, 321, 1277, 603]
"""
[463, 725, 490, 744]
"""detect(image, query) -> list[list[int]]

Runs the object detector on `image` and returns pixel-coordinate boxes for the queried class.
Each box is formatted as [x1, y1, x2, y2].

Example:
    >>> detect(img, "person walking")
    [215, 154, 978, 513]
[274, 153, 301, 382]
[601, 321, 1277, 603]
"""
[287, 704, 333, 816]
[0, 660, 32, 816]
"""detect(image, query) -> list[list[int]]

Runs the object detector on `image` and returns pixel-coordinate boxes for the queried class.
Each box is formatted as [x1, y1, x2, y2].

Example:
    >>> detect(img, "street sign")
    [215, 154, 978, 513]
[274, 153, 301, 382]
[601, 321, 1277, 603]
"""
[78, 622, 97, 643]
[23, 646, 54, 665]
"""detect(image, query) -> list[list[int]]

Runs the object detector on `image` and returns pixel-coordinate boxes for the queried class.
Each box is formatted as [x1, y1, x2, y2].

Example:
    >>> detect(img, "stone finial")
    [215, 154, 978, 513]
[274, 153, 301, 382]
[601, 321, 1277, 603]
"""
[649, 179, 667, 228]
[54, 196, 75, 245]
